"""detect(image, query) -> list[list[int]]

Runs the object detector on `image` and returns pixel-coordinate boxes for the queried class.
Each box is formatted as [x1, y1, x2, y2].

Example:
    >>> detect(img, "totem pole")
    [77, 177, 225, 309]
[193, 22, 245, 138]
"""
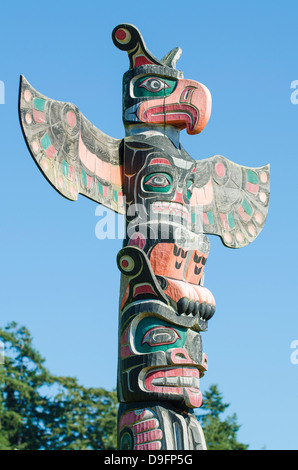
[19, 24, 270, 450]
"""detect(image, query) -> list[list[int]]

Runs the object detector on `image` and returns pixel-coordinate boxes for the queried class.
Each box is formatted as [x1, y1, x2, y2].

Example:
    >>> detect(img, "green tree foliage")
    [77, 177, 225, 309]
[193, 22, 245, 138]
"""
[0, 323, 248, 450]
[197, 384, 249, 450]
[0, 322, 117, 450]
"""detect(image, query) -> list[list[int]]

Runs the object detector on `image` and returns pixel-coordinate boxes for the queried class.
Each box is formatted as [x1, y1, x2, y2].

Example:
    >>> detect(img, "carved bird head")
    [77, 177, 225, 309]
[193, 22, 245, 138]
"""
[112, 24, 212, 136]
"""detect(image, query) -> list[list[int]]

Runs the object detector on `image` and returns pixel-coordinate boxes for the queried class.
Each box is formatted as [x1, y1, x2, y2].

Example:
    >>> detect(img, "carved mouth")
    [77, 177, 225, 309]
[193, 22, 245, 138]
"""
[152, 201, 190, 220]
[143, 366, 202, 408]
[142, 104, 199, 133]
[144, 366, 200, 390]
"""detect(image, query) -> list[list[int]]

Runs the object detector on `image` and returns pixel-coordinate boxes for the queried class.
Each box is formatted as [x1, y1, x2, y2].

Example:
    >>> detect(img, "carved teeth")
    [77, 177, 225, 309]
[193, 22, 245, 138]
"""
[152, 201, 189, 218]
[152, 375, 200, 389]
[152, 377, 166, 386]
[166, 376, 179, 386]
[194, 377, 200, 388]
[181, 377, 193, 387]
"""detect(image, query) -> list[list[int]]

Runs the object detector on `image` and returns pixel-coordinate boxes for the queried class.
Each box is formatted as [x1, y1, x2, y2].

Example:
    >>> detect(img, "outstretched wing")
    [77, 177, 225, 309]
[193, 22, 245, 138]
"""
[190, 155, 270, 248]
[19, 76, 125, 214]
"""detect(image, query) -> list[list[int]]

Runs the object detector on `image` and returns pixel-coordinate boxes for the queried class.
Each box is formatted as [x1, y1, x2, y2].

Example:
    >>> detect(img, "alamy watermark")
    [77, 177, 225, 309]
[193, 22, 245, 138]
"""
[290, 340, 298, 365]
[95, 205, 125, 240]
[290, 80, 298, 104]
[94, 200, 204, 243]
[0, 81, 4, 104]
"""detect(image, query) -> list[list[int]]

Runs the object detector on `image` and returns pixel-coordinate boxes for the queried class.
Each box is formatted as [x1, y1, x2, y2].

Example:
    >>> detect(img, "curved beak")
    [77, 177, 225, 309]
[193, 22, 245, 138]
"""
[138, 79, 212, 135]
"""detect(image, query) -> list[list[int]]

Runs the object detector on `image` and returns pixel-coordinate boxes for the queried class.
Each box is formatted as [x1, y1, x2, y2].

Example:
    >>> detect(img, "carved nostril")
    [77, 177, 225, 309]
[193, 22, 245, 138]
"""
[180, 86, 194, 103]
[167, 347, 194, 365]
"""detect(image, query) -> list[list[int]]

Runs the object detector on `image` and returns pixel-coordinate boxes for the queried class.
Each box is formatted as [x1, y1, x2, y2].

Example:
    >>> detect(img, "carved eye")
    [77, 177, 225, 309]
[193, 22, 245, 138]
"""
[138, 77, 170, 93]
[142, 327, 181, 346]
[143, 172, 172, 193]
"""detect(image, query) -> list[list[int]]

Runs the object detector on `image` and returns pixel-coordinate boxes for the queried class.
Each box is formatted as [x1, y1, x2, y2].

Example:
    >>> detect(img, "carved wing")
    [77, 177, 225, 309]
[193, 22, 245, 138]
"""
[19, 76, 125, 214]
[190, 155, 270, 248]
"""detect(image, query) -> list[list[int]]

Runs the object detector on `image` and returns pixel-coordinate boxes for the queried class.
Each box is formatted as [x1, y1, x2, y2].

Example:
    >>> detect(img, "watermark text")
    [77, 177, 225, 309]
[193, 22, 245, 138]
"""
[0, 81, 4, 104]
[94, 201, 203, 243]
[290, 340, 298, 365]
[290, 80, 298, 104]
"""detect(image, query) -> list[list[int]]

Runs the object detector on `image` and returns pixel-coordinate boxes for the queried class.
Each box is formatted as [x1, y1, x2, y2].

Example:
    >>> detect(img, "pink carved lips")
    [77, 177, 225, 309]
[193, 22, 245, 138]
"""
[144, 366, 202, 408]
[142, 104, 199, 135]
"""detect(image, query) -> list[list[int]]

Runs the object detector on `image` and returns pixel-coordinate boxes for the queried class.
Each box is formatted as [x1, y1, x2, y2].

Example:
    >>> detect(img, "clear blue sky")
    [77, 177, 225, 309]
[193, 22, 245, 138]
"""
[0, 0, 297, 450]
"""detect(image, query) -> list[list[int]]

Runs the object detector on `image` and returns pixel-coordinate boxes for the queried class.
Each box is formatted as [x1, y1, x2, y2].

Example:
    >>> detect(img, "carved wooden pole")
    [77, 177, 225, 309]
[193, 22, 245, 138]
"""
[19, 24, 270, 451]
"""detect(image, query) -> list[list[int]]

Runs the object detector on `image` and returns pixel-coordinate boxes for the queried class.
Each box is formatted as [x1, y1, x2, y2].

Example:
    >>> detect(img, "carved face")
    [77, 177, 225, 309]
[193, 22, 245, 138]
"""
[123, 69, 211, 135]
[125, 146, 197, 247]
[139, 151, 194, 217]
[118, 301, 208, 409]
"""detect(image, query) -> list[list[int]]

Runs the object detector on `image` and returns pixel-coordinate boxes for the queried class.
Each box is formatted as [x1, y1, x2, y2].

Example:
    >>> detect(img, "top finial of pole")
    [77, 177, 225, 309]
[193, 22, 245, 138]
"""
[112, 24, 182, 70]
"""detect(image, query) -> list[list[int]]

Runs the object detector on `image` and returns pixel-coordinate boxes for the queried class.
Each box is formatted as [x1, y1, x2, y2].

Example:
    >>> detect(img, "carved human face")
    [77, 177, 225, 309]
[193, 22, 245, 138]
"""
[125, 149, 196, 247]
[137, 152, 195, 221]
[118, 301, 208, 409]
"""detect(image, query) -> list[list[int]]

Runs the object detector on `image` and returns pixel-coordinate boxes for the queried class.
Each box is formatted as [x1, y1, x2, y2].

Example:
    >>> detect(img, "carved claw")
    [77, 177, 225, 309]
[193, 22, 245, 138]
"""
[177, 297, 216, 321]
[161, 277, 216, 321]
